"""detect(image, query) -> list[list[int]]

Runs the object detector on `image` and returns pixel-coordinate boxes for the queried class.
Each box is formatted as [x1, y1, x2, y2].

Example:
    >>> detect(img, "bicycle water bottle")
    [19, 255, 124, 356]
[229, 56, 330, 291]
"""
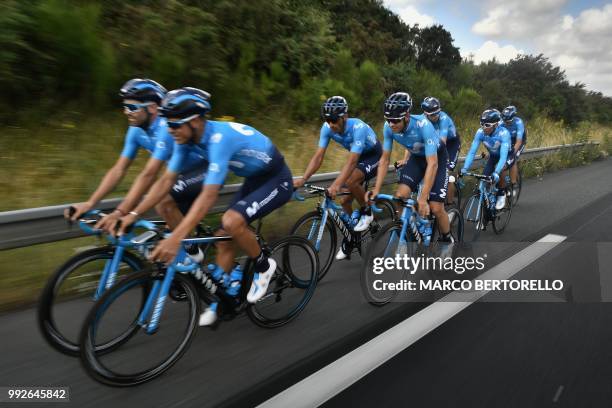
[207, 263, 225, 284]
[225, 264, 243, 297]
[350, 209, 361, 227]
[418, 218, 432, 246]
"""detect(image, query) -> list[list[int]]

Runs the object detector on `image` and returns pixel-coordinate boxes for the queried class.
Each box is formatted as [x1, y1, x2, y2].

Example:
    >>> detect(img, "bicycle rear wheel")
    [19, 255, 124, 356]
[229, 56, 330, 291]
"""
[512, 165, 522, 206]
[247, 236, 318, 328]
[79, 271, 200, 386]
[38, 246, 145, 356]
[493, 189, 513, 234]
[290, 210, 336, 282]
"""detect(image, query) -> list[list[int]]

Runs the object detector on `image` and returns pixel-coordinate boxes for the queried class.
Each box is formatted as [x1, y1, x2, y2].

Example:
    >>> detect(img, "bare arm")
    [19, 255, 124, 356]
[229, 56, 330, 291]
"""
[370, 150, 391, 197]
[116, 158, 165, 214]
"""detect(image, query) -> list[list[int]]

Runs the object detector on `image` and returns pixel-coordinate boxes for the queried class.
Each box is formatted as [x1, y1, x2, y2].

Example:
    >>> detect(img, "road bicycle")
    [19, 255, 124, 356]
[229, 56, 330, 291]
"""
[290, 184, 396, 280]
[78, 218, 318, 386]
[38, 209, 163, 356]
[360, 194, 463, 306]
[461, 172, 513, 242]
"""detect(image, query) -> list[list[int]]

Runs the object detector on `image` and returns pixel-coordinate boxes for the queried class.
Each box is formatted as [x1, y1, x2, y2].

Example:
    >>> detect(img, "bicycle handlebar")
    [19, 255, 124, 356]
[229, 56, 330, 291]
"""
[461, 172, 493, 182]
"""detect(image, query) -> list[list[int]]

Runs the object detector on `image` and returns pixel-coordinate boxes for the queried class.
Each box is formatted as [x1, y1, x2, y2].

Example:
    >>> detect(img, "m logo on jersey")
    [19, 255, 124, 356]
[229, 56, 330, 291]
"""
[209, 163, 220, 172]
[246, 202, 260, 217]
[417, 119, 427, 128]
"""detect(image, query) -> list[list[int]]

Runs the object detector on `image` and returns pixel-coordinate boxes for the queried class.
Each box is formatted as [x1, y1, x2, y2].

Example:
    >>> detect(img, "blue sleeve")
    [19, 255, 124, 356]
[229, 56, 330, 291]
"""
[120, 127, 140, 160]
[151, 130, 174, 161]
[318, 124, 331, 149]
[516, 118, 525, 141]
[421, 119, 438, 157]
[463, 131, 481, 171]
[495, 131, 511, 174]
[446, 116, 457, 140]
[350, 124, 367, 154]
[203, 143, 232, 185]
[438, 117, 450, 140]
[383, 123, 394, 152]
[167, 144, 187, 173]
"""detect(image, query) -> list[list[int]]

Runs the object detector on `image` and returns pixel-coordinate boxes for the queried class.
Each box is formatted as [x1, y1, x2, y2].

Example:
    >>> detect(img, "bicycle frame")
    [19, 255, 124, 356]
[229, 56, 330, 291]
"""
[75, 211, 160, 301]
[373, 194, 432, 250]
[462, 173, 496, 225]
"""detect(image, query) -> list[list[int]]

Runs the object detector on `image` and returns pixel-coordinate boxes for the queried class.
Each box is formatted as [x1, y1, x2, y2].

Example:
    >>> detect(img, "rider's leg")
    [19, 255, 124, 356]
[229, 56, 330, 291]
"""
[155, 194, 183, 230]
[346, 169, 366, 207]
[430, 202, 450, 234]
[340, 192, 354, 215]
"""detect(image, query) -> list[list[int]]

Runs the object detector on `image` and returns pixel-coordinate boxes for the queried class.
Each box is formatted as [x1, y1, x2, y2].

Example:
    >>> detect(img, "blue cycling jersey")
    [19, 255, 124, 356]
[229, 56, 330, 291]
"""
[168, 121, 280, 185]
[428, 111, 457, 143]
[318, 118, 378, 154]
[463, 126, 512, 175]
[500, 117, 525, 143]
[120, 116, 174, 161]
[383, 114, 440, 157]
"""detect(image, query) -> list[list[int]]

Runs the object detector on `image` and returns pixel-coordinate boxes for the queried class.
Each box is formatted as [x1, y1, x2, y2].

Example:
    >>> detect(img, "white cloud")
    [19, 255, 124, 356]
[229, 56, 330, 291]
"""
[468, 41, 524, 64]
[382, 1, 436, 27]
[471, 2, 612, 96]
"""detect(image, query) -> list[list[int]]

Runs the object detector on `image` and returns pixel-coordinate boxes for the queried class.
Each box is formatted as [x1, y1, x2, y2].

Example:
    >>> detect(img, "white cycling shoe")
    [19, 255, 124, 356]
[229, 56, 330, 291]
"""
[335, 240, 350, 260]
[495, 194, 506, 210]
[246, 258, 277, 303]
[199, 302, 218, 326]
[353, 213, 374, 232]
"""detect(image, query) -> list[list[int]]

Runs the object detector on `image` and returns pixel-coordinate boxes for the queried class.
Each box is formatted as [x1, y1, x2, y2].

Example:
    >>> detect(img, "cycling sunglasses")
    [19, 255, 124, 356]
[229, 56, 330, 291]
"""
[481, 122, 497, 129]
[123, 102, 153, 113]
[385, 117, 404, 124]
[424, 110, 440, 117]
[324, 116, 342, 124]
[166, 114, 200, 129]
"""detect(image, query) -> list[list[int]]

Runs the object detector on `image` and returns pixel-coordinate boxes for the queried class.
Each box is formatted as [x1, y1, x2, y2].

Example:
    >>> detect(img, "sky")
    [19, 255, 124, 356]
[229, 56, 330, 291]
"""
[382, 0, 612, 96]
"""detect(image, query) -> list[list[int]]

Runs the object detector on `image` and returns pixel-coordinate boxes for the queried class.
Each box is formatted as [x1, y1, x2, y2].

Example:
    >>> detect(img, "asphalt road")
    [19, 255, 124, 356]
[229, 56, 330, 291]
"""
[1, 158, 611, 408]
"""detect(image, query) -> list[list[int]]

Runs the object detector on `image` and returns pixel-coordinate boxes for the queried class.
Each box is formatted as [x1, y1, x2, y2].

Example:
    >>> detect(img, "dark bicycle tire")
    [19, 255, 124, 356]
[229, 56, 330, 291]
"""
[512, 164, 522, 206]
[37, 246, 145, 356]
[462, 193, 485, 242]
[79, 271, 200, 387]
[290, 210, 336, 282]
[492, 188, 513, 234]
[247, 236, 318, 328]
[361, 221, 411, 306]
[430, 207, 464, 244]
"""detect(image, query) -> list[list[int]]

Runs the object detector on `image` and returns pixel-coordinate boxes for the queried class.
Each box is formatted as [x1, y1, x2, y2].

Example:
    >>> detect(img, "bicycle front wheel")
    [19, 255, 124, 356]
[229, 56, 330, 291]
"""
[38, 246, 145, 356]
[462, 193, 485, 242]
[248, 236, 318, 328]
[290, 210, 336, 282]
[512, 165, 522, 206]
[361, 221, 416, 306]
[79, 271, 200, 386]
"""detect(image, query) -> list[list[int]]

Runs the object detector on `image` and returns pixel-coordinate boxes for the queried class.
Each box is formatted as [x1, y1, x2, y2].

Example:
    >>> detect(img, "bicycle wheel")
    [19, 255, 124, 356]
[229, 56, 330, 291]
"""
[446, 179, 462, 210]
[38, 246, 145, 356]
[492, 189, 513, 234]
[370, 198, 398, 231]
[290, 210, 336, 281]
[462, 193, 485, 242]
[360, 221, 417, 306]
[512, 165, 522, 206]
[79, 271, 200, 386]
[248, 236, 318, 328]
[430, 207, 464, 244]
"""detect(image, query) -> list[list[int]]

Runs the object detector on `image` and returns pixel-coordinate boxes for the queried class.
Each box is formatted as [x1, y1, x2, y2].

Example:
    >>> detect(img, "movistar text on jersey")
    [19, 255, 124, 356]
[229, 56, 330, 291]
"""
[372, 254, 486, 275]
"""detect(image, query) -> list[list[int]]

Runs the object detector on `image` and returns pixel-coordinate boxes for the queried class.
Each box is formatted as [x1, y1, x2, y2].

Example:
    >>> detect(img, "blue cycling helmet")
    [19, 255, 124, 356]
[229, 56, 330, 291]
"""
[480, 109, 501, 126]
[384, 92, 412, 119]
[160, 87, 212, 119]
[501, 105, 517, 121]
[321, 96, 348, 120]
[119, 79, 167, 104]
[421, 96, 441, 115]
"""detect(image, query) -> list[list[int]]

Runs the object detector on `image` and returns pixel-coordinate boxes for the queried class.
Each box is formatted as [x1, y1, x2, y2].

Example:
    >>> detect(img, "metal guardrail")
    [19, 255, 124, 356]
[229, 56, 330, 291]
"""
[0, 141, 599, 250]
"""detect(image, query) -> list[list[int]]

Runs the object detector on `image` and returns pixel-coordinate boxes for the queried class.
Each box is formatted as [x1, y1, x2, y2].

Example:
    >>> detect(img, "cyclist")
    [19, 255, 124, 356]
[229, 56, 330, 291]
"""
[365, 92, 454, 252]
[500, 105, 526, 194]
[116, 87, 293, 325]
[461, 109, 512, 213]
[420, 97, 461, 205]
[65, 79, 208, 252]
[293, 96, 382, 260]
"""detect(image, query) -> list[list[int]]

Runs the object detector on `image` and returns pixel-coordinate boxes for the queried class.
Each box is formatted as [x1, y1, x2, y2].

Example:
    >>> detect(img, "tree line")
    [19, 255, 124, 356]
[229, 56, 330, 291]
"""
[1, 0, 611, 126]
